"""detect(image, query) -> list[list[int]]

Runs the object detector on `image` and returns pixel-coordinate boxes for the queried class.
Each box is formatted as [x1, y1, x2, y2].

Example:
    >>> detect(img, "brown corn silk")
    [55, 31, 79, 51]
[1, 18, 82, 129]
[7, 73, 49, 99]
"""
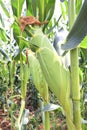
[19, 16, 48, 31]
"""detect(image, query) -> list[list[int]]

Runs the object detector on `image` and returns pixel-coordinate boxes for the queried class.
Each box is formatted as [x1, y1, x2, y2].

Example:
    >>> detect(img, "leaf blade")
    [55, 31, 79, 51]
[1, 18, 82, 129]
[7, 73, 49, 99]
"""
[0, 0, 10, 18]
[11, 0, 25, 17]
[62, 0, 87, 50]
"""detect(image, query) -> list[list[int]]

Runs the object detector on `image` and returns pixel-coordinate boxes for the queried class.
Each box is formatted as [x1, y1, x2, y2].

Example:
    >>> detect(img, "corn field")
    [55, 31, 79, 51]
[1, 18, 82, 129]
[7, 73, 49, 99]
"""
[0, 0, 87, 130]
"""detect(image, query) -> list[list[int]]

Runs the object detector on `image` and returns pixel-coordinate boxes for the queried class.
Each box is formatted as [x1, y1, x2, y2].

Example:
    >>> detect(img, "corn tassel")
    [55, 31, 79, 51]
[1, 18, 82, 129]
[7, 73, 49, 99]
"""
[36, 47, 76, 130]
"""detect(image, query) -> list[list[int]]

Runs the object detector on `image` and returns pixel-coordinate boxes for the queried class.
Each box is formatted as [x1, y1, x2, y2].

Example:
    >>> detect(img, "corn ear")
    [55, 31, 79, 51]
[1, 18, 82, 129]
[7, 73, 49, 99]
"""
[28, 50, 48, 102]
[36, 47, 70, 104]
[30, 28, 55, 52]
[36, 47, 76, 130]
[30, 29, 76, 129]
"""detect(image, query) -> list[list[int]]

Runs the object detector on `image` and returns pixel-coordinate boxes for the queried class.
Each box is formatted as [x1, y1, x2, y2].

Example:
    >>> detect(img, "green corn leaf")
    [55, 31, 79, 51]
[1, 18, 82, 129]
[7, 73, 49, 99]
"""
[12, 22, 28, 50]
[60, 1, 68, 20]
[26, 0, 56, 31]
[23, 64, 30, 87]
[31, 0, 38, 17]
[0, 0, 10, 18]
[12, 22, 21, 44]
[0, 28, 8, 42]
[14, 50, 26, 62]
[11, 0, 25, 17]
[44, 0, 56, 21]
[46, 15, 62, 34]
[76, 0, 82, 15]
[0, 13, 5, 27]
[81, 48, 87, 59]
[41, 103, 61, 112]
[21, 63, 30, 99]
[26, 0, 55, 21]
[26, 0, 33, 16]
[62, 0, 87, 50]
[9, 60, 16, 93]
[34, 0, 45, 21]
[79, 36, 87, 48]
[60, 3, 66, 20]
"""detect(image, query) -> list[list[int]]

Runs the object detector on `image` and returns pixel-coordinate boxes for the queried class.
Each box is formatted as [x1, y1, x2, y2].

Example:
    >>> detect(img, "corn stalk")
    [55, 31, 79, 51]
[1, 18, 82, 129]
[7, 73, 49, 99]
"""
[68, 0, 82, 130]
[17, 58, 30, 130]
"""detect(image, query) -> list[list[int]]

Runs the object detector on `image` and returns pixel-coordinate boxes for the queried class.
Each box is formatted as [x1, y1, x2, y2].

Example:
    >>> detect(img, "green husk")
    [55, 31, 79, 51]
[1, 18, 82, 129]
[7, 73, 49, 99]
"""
[28, 50, 50, 130]
[28, 50, 48, 102]
[29, 28, 76, 129]
[36, 47, 75, 130]
[30, 28, 55, 52]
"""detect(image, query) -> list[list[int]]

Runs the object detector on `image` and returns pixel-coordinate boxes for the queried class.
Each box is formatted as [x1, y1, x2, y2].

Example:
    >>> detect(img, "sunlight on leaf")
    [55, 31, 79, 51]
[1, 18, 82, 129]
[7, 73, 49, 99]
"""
[79, 36, 87, 49]
[0, 0, 10, 18]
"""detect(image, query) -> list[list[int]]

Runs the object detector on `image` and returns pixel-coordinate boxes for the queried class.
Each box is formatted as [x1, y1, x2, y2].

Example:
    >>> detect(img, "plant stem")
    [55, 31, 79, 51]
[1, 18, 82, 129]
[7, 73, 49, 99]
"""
[18, 100, 25, 130]
[69, 0, 82, 130]
[68, 0, 75, 28]
[44, 111, 50, 130]
[20, 55, 24, 99]
[44, 87, 50, 130]
[9, 61, 16, 130]
[70, 49, 81, 130]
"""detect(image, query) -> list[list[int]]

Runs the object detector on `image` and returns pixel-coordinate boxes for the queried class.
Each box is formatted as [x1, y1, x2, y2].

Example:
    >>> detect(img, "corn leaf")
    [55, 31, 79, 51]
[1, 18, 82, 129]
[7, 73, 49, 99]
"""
[75, 0, 82, 15]
[11, 0, 25, 17]
[0, 0, 10, 18]
[26, 0, 55, 21]
[26, 0, 33, 16]
[81, 49, 87, 59]
[12, 22, 21, 44]
[31, 0, 38, 17]
[41, 103, 61, 112]
[80, 36, 87, 48]
[28, 51, 48, 102]
[44, 0, 56, 21]
[37, 0, 46, 21]
[12, 22, 28, 50]
[62, 0, 87, 50]
[0, 28, 8, 42]
[60, 1, 68, 20]
[0, 13, 5, 27]
[14, 51, 26, 62]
